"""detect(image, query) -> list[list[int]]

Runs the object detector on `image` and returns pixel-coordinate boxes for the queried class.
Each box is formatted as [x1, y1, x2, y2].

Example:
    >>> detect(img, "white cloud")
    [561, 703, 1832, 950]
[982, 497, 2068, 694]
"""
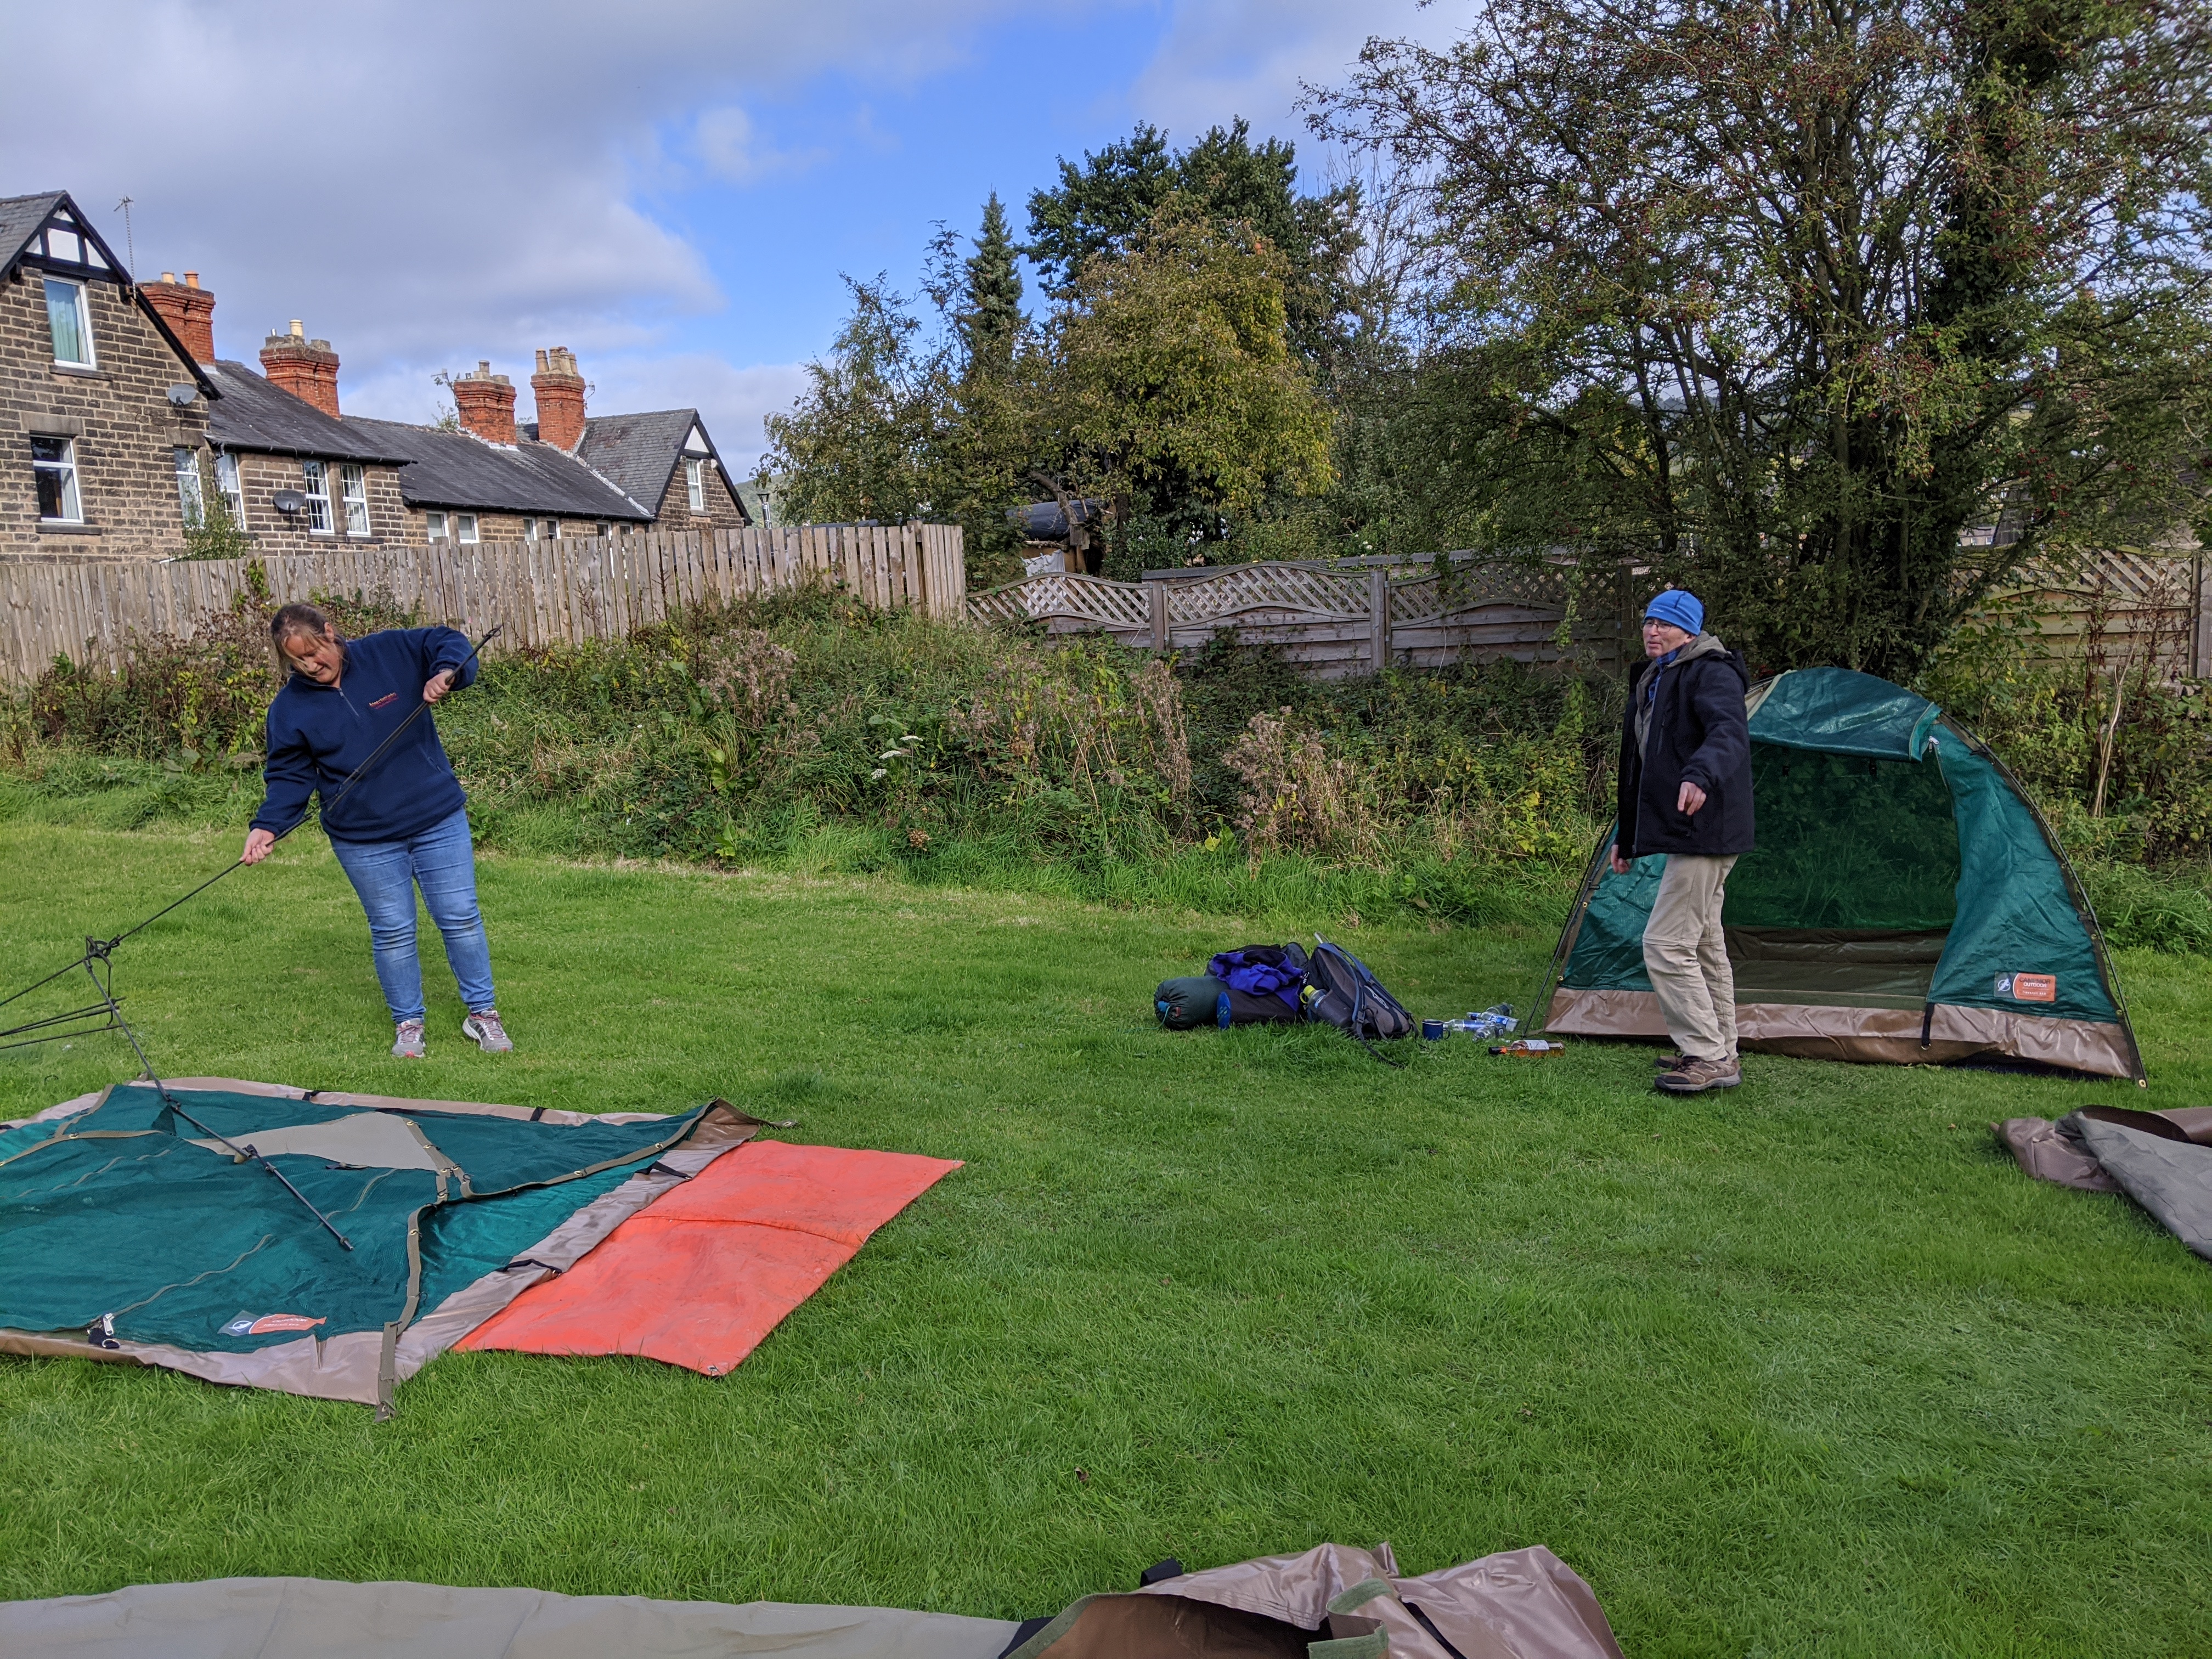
[1128, 0, 1464, 148]
[692, 107, 832, 185]
[0, 0, 1105, 413]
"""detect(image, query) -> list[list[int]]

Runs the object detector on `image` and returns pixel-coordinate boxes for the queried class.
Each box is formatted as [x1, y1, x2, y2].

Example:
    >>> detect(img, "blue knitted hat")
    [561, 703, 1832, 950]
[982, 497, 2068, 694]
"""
[1643, 588, 1705, 636]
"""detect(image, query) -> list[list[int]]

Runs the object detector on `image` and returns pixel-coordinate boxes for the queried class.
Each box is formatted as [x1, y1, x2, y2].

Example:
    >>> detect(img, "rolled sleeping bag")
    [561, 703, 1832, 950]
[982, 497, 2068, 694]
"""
[1154, 975, 1301, 1030]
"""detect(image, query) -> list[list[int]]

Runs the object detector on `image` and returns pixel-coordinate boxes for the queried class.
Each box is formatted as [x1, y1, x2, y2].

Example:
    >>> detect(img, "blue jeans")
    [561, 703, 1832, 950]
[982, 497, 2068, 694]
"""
[330, 807, 496, 1025]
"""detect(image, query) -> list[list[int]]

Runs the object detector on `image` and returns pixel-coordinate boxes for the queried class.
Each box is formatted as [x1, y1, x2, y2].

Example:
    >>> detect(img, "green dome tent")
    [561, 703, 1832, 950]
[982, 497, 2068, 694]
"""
[1540, 667, 2145, 1080]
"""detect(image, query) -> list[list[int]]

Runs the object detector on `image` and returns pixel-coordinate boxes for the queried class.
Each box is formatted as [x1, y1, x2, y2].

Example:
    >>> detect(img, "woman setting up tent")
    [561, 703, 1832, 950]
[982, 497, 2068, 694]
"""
[242, 602, 511, 1058]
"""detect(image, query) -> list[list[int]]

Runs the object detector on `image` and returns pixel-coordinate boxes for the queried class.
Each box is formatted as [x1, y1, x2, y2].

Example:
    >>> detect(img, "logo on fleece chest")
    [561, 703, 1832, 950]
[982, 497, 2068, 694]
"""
[370, 693, 399, 709]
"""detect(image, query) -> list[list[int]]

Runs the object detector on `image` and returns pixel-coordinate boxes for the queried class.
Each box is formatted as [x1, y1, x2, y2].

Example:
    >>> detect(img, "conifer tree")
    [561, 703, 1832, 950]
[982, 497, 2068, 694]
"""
[961, 194, 1024, 369]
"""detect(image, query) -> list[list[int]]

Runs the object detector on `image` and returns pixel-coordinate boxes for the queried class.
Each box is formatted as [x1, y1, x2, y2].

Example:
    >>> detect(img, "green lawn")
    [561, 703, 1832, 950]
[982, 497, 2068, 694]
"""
[2, 820, 2208, 1656]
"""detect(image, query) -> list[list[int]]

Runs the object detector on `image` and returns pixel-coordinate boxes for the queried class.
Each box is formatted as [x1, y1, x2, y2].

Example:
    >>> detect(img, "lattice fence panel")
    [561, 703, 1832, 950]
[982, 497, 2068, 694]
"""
[1164, 565, 1367, 624]
[967, 573, 1152, 629]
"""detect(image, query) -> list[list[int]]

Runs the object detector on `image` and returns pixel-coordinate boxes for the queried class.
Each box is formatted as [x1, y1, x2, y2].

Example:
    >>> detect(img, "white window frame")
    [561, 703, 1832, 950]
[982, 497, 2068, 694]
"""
[596, 521, 610, 540]
[456, 513, 479, 544]
[174, 448, 206, 528]
[43, 276, 95, 368]
[340, 464, 370, 537]
[546, 518, 561, 539]
[685, 457, 705, 513]
[32, 436, 84, 523]
[300, 459, 332, 534]
[213, 452, 244, 526]
[426, 511, 449, 542]
[523, 516, 539, 541]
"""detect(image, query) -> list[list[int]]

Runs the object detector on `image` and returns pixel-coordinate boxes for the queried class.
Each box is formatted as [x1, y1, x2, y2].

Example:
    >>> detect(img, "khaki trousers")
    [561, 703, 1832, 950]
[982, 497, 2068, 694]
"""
[1643, 854, 1740, 1063]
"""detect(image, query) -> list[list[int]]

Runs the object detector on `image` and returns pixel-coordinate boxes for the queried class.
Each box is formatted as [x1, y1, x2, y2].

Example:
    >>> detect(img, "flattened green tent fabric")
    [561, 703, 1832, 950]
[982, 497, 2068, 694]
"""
[1544, 668, 2142, 1079]
[0, 1079, 761, 1411]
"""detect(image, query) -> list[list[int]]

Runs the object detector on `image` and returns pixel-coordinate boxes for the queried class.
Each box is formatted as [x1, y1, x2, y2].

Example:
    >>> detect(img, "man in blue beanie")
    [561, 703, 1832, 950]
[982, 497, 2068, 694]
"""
[1610, 587, 1756, 1093]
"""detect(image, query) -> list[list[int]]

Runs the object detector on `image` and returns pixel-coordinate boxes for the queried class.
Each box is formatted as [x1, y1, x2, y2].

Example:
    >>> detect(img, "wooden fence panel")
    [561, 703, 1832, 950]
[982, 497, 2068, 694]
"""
[0, 521, 966, 684]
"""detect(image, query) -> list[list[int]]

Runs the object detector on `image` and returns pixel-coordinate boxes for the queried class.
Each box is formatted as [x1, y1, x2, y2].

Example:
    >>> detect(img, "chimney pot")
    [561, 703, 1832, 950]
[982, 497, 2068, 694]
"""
[160, 270, 176, 283]
[529, 345, 589, 453]
[453, 360, 520, 446]
[260, 323, 342, 417]
[142, 269, 219, 365]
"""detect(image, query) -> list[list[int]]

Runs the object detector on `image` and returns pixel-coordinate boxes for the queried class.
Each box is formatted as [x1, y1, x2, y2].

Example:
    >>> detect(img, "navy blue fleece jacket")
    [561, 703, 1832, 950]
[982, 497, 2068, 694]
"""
[251, 627, 477, 844]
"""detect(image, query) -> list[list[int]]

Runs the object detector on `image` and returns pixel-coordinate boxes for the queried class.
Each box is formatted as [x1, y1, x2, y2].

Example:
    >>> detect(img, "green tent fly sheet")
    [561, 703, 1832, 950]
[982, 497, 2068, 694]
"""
[0, 1078, 763, 1413]
[1542, 668, 2143, 1080]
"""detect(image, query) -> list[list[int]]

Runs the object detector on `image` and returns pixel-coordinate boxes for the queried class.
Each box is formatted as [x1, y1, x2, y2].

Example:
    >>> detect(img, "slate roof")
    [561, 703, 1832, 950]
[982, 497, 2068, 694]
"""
[343, 417, 654, 521]
[205, 363, 412, 463]
[517, 408, 749, 526]
[0, 191, 65, 279]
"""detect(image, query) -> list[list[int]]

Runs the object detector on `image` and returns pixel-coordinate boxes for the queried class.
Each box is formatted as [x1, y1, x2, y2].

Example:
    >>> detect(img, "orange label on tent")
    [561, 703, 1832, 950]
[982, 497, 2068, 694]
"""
[1999, 973, 2057, 1003]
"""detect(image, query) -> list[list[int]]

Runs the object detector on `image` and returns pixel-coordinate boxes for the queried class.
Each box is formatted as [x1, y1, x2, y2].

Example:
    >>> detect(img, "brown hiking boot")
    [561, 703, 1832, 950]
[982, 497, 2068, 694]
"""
[1653, 1051, 1690, 1068]
[1656, 1056, 1741, 1093]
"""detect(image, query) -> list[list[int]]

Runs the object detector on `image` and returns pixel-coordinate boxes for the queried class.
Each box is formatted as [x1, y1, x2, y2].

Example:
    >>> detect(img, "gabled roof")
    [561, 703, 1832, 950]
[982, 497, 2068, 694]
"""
[2, 189, 218, 399]
[0, 192, 66, 278]
[205, 363, 412, 463]
[343, 417, 655, 521]
[522, 408, 748, 524]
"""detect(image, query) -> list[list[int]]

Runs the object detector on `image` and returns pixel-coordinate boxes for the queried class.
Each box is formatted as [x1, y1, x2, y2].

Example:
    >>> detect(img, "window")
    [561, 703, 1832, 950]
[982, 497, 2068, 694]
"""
[340, 464, 370, 537]
[685, 458, 705, 513]
[213, 453, 244, 526]
[522, 517, 539, 541]
[596, 522, 610, 540]
[456, 514, 479, 544]
[174, 449, 206, 527]
[300, 460, 332, 534]
[44, 278, 93, 367]
[546, 518, 560, 539]
[32, 436, 83, 522]
[426, 511, 448, 542]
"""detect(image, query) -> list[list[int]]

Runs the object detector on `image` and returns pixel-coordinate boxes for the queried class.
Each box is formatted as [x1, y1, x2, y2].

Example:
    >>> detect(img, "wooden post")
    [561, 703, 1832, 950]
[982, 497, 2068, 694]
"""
[1368, 566, 1390, 674]
[2195, 551, 2210, 681]
[1148, 578, 1170, 652]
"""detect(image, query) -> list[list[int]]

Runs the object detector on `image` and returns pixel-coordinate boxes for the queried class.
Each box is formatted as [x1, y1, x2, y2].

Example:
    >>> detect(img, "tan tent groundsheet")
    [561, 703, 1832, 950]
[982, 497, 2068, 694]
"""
[0, 1578, 1018, 1658]
[2000, 1105, 2212, 1260]
[2, 1543, 1624, 1659]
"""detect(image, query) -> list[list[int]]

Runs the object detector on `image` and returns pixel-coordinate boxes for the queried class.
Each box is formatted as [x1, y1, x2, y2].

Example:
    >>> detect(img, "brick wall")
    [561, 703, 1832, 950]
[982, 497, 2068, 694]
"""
[1, 269, 210, 556]
[652, 453, 748, 532]
[221, 451, 409, 555]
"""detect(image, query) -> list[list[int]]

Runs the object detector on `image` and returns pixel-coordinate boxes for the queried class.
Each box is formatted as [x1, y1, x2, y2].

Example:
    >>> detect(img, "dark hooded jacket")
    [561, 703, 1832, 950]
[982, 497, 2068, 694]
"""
[1616, 632, 1756, 859]
[251, 627, 478, 844]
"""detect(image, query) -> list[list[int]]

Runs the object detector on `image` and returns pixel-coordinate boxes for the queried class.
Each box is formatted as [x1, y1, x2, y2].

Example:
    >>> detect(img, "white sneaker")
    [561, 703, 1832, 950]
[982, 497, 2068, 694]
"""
[392, 1019, 426, 1059]
[461, 1010, 512, 1053]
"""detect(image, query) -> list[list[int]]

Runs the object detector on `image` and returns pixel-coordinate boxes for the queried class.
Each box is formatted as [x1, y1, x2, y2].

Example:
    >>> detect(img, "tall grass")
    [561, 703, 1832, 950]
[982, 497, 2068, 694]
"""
[6, 581, 2208, 949]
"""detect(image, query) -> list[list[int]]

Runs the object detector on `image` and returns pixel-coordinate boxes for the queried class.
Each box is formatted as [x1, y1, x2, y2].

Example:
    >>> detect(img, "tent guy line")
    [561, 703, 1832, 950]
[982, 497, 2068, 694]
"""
[0, 625, 500, 1056]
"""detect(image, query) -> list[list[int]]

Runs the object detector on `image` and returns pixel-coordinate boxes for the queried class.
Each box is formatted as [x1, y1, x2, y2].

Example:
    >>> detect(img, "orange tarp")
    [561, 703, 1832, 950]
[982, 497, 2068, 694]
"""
[456, 1139, 960, 1376]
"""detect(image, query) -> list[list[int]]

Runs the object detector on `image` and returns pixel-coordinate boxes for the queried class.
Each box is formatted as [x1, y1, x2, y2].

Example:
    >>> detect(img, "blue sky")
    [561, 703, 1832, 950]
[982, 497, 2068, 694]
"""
[1, 2, 1455, 465]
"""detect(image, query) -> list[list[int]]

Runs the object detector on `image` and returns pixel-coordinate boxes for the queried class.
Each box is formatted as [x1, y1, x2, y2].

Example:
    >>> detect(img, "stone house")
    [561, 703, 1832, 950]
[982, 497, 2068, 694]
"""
[147, 273, 747, 546]
[347, 359, 657, 545]
[520, 371, 753, 535]
[1, 191, 217, 555]
[7, 188, 754, 557]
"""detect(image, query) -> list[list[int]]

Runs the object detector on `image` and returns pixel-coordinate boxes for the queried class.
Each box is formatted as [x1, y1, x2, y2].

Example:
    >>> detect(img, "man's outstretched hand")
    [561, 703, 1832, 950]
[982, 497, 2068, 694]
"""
[424, 669, 456, 704]
[1678, 780, 1707, 816]
[241, 828, 276, 866]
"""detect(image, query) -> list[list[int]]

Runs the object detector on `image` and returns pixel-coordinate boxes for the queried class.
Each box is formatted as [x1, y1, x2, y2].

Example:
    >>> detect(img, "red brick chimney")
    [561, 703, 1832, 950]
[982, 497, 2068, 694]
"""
[531, 347, 587, 452]
[260, 320, 341, 417]
[143, 270, 216, 364]
[453, 361, 517, 446]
